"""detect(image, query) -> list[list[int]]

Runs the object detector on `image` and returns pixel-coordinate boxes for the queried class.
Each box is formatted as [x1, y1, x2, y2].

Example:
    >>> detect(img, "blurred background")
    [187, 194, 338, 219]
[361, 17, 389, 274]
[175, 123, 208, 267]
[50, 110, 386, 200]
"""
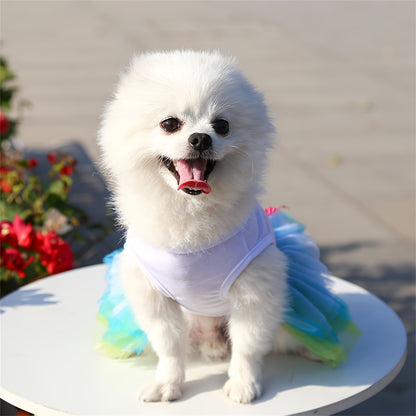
[1, 1, 414, 415]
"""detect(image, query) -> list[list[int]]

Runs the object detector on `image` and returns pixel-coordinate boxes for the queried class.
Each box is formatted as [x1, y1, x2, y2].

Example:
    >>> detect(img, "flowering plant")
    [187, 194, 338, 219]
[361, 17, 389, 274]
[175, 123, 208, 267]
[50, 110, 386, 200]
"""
[0, 56, 22, 145]
[0, 151, 78, 285]
[1, 215, 73, 279]
[1, 57, 109, 296]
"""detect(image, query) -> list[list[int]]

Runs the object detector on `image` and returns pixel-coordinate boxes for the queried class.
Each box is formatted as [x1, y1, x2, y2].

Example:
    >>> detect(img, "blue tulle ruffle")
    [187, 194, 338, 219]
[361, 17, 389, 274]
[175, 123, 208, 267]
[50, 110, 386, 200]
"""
[97, 250, 148, 357]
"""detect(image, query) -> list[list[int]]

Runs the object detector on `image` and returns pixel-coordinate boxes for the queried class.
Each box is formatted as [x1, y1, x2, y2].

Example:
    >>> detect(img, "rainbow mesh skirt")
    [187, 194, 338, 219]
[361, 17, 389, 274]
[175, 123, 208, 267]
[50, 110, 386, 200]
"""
[97, 208, 360, 365]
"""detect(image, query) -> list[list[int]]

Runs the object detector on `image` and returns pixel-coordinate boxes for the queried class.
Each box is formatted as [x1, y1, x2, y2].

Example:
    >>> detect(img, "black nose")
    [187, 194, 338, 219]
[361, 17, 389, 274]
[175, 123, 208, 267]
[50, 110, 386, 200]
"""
[188, 133, 212, 153]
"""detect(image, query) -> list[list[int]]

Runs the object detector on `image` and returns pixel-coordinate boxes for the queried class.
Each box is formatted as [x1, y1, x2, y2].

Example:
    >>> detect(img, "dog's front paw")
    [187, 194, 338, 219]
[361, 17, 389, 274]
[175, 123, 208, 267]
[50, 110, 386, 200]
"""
[223, 378, 261, 404]
[139, 380, 182, 402]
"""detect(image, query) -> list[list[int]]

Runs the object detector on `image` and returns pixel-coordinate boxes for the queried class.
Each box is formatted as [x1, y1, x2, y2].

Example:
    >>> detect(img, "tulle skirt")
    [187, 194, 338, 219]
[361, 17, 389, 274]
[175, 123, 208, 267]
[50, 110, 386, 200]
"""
[97, 208, 360, 365]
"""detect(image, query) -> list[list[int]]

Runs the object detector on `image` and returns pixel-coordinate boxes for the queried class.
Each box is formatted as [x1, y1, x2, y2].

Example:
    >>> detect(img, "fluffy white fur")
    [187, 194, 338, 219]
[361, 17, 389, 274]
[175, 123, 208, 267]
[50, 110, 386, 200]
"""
[98, 50, 301, 404]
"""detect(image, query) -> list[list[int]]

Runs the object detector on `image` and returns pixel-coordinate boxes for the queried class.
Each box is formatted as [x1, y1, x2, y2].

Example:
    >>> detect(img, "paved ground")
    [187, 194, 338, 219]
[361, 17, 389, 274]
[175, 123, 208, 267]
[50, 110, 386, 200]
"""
[1, 1, 414, 415]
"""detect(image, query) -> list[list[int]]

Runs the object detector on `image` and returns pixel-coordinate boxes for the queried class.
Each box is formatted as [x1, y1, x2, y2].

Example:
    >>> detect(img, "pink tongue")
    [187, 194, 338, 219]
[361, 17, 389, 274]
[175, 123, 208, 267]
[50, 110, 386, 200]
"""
[176, 159, 211, 194]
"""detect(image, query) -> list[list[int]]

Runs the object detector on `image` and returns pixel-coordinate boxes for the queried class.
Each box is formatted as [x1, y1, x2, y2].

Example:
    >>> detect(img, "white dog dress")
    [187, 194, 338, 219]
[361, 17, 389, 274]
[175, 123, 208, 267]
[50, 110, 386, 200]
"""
[124, 202, 274, 317]
[97, 204, 360, 364]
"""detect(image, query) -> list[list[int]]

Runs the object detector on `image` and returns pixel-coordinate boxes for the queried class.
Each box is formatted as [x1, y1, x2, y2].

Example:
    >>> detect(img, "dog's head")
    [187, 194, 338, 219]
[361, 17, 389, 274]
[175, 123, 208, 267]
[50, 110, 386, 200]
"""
[99, 50, 275, 210]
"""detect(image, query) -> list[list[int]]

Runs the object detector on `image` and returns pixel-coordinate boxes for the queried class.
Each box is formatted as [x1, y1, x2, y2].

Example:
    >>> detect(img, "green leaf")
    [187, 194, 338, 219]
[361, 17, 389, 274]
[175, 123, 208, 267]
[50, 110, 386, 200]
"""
[0, 200, 26, 221]
[61, 175, 72, 188]
[0, 266, 11, 282]
[0, 87, 18, 110]
[11, 183, 24, 194]
[46, 180, 67, 201]
[0, 66, 15, 85]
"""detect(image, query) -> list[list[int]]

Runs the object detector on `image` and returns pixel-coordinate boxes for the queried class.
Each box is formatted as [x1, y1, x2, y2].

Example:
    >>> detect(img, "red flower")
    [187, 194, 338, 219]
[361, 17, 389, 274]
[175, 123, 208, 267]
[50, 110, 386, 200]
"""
[32, 231, 45, 253]
[1, 247, 33, 278]
[60, 165, 73, 175]
[0, 167, 12, 174]
[12, 216, 34, 248]
[0, 217, 36, 249]
[47, 152, 57, 164]
[1, 177, 11, 193]
[37, 231, 74, 274]
[0, 112, 10, 134]
[28, 158, 38, 168]
[0, 221, 17, 246]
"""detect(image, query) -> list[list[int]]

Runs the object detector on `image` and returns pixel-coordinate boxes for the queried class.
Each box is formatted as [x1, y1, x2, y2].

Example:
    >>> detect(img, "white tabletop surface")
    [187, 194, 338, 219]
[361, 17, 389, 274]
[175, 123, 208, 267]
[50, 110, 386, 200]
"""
[0, 265, 407, 416]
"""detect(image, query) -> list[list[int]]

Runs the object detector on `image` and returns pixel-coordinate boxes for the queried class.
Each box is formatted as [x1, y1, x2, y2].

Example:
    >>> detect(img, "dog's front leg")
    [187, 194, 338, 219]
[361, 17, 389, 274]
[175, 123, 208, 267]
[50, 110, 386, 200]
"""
[224, 247, 287, 404]
[138, 311, 186, 402]
[120, 252, 186, 402]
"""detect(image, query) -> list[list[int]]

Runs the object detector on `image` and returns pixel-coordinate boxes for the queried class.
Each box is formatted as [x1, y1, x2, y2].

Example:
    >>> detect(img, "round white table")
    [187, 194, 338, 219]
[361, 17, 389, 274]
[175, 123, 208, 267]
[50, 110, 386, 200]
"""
[0, 265, 407, 416]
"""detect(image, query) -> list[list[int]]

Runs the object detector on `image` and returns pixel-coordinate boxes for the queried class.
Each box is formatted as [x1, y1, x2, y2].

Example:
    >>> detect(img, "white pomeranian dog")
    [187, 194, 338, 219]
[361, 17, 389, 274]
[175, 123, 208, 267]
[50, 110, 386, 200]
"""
[98, 50, 303, 404]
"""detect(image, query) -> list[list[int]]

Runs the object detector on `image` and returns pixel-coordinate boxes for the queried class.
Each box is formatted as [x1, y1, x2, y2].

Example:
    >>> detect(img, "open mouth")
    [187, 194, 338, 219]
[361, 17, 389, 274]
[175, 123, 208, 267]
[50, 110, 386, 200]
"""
[161, 157, 216, 195]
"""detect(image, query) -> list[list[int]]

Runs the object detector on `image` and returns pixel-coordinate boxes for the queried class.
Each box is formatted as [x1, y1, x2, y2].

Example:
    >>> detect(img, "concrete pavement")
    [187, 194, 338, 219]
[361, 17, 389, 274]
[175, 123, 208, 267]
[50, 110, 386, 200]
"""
[1, 1, 414, 414]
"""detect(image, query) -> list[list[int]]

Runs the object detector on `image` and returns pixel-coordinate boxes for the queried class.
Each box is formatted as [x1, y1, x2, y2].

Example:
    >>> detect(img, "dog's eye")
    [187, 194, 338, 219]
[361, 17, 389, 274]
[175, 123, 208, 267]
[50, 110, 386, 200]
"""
[212, 119, 229, 136]
[160, 118, 181, 133]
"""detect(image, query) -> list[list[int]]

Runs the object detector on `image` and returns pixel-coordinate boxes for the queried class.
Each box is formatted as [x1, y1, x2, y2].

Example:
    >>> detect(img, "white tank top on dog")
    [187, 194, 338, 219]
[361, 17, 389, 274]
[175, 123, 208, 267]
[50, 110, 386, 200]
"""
[124, 202, 275, 317]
